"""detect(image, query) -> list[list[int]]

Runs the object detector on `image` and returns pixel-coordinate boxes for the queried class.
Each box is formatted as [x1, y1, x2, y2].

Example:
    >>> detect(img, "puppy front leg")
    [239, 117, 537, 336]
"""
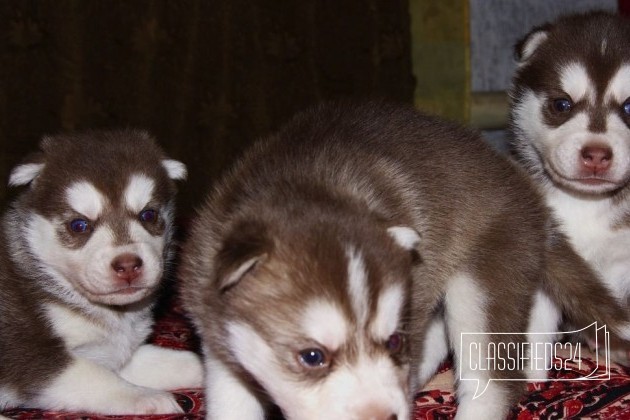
[445, 273, 513, 420]
[416, 314, 449, 387]
[526, 289, 561, 380]
[119, 344, 204, 390]
[34, 357, 183, 414]
[205, 349, 265, 420]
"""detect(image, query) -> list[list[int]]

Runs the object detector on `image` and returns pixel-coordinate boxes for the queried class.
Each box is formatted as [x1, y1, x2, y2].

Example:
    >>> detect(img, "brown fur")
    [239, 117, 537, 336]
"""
[181, 101, 568, 417]
[0, 129, 181, 407]
[510, 11, 630, 360]
[0, 228, 71, 400]
[24, 130, 177, 229]
[513, 12, 630, 133]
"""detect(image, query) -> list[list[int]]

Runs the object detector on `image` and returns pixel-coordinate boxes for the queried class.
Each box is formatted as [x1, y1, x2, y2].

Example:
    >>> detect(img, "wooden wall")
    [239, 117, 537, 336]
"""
[0, 0, 414, 213]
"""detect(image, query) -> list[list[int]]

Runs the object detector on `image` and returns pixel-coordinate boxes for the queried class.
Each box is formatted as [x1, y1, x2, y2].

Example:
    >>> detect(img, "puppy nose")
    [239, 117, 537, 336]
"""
[581, 144, 612, 174]
[111, 253, 143, 284]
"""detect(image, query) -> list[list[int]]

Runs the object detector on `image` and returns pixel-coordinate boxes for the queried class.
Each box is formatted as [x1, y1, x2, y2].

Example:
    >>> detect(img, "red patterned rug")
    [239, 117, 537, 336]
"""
[2, 292, 630, 419]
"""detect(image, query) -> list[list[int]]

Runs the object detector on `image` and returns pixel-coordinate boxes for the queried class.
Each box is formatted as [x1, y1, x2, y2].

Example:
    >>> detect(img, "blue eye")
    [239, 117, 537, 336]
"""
[552, 98, 573, 113]
[386, 333, 404, 355]
[298, 348, 328, 368]
[139, 209, 157, 223]
[623, 100, 630, 115]
[69, 219, 90, 233]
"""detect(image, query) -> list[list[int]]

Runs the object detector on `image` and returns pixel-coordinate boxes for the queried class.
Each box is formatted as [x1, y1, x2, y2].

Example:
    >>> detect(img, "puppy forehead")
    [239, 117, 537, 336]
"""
[124, 174, 155, 212]
[559, 62, 594, 103]
[301, 300, 349, 350]
[65, 181, 105, 220]
[605, 64, 630, 104]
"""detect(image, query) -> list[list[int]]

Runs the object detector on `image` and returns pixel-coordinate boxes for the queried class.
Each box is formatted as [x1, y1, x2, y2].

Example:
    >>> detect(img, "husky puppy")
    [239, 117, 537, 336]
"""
[0, 130, 203, 414]
[182, 102, 630, 419]
[510, 12, 630, 361]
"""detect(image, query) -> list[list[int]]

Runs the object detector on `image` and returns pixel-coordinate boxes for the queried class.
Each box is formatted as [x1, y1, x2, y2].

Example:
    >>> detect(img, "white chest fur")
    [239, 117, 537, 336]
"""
[44, 302, 153, 372]
[546, 187, 630, 299]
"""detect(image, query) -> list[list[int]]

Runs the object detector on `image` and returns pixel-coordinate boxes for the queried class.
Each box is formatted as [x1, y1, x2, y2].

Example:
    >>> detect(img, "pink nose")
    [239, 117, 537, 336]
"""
[581, 144, 612, 175]
[111, 253, 143, 284]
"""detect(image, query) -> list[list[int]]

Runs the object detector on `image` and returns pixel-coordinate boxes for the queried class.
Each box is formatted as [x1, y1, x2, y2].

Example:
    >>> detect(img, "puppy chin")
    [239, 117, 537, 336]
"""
[554, 176, 621, 195]
[545, 163, 625, 195]
[78, 283, 158, 306]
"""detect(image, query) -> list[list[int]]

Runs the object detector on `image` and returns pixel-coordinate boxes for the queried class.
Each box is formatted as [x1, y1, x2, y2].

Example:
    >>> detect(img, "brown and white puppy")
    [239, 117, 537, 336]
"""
[510, 11, 630, 362]
[181, 101, 630, 420]
[0, 130, 202, 414]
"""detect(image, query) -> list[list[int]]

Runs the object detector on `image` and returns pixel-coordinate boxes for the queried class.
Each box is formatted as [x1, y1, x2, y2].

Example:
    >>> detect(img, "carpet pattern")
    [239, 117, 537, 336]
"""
[2, 297, 629, 419]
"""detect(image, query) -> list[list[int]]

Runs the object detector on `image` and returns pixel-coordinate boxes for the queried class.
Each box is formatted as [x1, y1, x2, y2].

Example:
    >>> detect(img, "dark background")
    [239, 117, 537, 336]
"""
[0, 0, 414, 214]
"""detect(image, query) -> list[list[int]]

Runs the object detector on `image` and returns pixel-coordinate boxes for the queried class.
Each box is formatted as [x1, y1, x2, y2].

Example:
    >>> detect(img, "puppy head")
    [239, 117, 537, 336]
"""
[510, 12, 630, 195]
[213, 214, 419, 420]
[8, 129, 186, 306]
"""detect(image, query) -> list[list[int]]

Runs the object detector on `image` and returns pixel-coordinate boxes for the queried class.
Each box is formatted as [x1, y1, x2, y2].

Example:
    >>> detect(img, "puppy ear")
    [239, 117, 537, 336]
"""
[162, 159, 187, 181]
[387, 226, 420, 250]
[216, 220, 271, 291]
[8, 153, 45, 187]
[514, 26, 549, 64]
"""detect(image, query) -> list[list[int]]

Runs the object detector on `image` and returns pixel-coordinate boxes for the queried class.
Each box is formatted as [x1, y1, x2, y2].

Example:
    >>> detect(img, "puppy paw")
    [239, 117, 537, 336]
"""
[35, 358, 184, 414]
[126, 388, 183, 414]
[120, 344, 204, 389]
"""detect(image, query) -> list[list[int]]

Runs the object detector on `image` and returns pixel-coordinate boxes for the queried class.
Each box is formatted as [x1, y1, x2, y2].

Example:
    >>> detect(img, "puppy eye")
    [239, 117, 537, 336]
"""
[139, 209, 157, 223]
[551, 98, 573, 113]
[69, 218, 90, 233]
[385, 332, 404, 355]
[623, 100, 630, 115]
[297, 348, 328, 369]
